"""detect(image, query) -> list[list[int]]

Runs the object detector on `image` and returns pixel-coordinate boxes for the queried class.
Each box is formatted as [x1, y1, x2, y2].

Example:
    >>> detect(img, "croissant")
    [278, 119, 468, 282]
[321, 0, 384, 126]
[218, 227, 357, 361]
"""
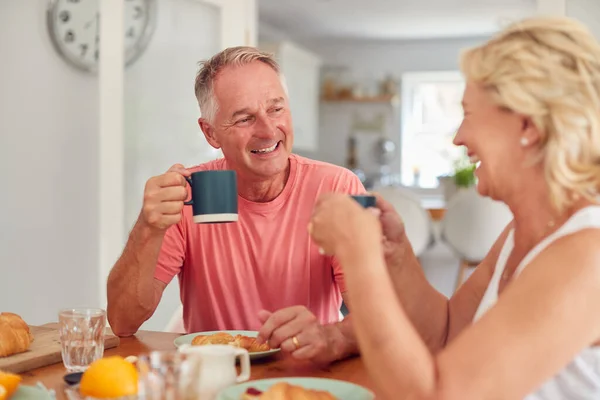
[232, 335, 270, 352]
[241, 382, 337, 400]
[191, 333, 271, 353]
[191, 332, 234, 346]
[0, 312, 34, 357]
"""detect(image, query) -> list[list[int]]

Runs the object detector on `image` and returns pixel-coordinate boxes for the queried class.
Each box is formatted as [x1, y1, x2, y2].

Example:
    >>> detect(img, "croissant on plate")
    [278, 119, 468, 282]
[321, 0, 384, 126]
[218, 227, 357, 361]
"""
[191, 332, 234, 345]
[0, 312, 34, 357]
[191, 333, 270, 352]
[231, 335, 270, 352]
[241, 382, 337, 399]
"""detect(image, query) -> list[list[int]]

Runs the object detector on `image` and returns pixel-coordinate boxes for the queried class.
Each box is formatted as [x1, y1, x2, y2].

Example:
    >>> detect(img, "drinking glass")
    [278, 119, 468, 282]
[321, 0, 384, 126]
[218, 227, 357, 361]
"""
[58, 308, 106, 372]
[137, 350, 198, 400]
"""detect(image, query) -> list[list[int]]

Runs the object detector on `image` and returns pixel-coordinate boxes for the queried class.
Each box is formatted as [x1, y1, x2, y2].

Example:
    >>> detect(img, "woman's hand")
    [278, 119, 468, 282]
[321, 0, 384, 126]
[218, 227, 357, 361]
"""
[309, 193, 382, 259]
[372, 193, 411, 267]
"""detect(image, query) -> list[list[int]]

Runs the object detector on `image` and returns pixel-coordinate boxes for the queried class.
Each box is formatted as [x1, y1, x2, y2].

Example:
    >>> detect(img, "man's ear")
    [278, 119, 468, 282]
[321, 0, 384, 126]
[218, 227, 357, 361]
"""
[198, 118, 221, 149]
[521, 116, 542, 146]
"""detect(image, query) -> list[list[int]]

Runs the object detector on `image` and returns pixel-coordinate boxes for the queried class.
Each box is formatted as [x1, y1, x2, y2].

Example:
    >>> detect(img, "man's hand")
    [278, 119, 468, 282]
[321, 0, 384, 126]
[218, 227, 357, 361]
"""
[256, 306, 340, 365]
[140, 164, 191, 231]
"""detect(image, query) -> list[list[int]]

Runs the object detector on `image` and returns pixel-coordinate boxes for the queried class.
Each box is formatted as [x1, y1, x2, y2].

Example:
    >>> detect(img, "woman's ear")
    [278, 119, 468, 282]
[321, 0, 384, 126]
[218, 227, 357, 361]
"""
[521, 116, 542, 146]
[198, 118, 221, 149]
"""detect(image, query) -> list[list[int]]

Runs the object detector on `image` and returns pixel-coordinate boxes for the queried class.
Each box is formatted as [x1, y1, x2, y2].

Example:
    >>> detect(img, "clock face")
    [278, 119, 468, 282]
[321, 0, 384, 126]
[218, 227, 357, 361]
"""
[47, 0, 156, 72]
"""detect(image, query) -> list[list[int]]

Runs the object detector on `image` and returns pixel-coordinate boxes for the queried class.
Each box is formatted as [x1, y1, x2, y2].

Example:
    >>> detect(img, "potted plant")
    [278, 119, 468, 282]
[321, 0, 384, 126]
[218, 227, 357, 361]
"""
[453, 162, 476, 188]
[439, 157, 476, 201]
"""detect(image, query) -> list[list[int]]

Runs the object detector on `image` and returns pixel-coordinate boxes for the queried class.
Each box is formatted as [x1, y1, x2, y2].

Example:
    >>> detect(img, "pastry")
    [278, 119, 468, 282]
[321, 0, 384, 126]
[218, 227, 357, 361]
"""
[241, 382, 337, 399]
[191, 332, 234, 345]
[191, 332, 271, 353]
[0, 313, 34, 357]
[231, 334, 270, 353]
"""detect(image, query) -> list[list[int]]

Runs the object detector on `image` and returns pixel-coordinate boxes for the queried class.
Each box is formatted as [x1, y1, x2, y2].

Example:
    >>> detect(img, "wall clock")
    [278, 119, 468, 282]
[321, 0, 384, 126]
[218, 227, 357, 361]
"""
[47, 0, 157, 72]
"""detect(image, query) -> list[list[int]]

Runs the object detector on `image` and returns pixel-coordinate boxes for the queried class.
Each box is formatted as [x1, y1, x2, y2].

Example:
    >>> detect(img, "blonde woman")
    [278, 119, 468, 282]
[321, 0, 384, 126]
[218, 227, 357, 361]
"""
[309, 16, 600, 400]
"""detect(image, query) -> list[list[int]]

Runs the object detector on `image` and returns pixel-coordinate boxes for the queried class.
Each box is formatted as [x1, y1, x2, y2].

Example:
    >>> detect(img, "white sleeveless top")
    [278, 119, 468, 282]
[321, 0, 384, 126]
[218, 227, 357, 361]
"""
[473, 206, 600, 399]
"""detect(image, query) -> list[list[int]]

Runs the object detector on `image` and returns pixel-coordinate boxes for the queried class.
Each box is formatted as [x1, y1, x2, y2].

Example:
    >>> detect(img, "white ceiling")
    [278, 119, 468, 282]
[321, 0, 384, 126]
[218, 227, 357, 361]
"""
[258, 0, 538, 40]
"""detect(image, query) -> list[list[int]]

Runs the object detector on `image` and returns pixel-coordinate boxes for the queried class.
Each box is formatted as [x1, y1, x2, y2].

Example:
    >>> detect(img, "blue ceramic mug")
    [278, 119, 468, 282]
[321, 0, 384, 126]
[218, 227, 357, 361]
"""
[184, 170, 238, 223]
[351, 194, 376, 208]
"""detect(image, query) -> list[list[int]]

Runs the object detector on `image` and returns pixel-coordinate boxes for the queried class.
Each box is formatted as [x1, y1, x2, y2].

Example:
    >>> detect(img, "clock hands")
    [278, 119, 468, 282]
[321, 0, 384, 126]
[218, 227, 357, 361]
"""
[94, 13, 100, 61]
[83, 13, 97, 30]
[81, 12, 100, 61]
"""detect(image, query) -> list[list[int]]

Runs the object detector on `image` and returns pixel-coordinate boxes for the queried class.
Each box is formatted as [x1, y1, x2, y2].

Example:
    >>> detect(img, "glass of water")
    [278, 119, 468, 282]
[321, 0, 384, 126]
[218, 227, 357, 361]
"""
[137, 350, 198, 400]
[58, 308, 106, 372]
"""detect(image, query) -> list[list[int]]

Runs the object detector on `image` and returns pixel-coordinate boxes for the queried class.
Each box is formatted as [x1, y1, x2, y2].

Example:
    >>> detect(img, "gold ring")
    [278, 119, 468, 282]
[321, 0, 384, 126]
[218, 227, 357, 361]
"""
[292, 336, 300, 349]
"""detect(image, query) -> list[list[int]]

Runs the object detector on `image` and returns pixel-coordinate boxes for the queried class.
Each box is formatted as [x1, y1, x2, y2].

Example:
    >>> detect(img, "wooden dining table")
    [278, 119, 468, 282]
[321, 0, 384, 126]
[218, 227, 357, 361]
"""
[20, 327, 375, 399]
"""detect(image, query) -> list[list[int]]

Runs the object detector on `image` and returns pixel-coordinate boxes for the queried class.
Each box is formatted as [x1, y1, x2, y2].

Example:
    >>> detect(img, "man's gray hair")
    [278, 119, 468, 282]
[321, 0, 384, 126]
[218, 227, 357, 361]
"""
[194, 46, 288, 123]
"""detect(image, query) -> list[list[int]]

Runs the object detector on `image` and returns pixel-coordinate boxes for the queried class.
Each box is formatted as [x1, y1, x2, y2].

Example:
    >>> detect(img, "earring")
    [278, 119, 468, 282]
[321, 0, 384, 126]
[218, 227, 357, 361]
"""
[520, 137, 529, 146]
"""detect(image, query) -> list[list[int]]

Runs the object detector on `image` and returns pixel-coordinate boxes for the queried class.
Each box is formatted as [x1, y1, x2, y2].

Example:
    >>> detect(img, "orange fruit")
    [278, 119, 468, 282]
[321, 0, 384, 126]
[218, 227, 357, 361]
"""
[0, 384, 6, 400]
[79, 356, 138, 398]
[0, 370, 21, 397]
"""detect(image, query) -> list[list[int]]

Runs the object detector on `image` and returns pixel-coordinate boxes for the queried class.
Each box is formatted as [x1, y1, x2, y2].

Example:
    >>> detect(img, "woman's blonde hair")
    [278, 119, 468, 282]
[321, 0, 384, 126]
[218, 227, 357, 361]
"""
[461, 16, 600, 211]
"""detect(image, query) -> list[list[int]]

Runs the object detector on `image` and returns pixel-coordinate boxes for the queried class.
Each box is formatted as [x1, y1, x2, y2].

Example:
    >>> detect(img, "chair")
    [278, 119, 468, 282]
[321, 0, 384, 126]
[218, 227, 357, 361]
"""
[374, 186, 434, 257]
[440, 188, 513, 291]
[165, 305, 185, 333]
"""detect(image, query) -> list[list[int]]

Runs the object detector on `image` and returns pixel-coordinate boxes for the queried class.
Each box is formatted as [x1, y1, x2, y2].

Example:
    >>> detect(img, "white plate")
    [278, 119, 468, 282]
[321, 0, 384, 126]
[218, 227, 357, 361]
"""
[12, 384, 54, 400]
[216, 377, 375, 400]
[174, 330, 281, 361]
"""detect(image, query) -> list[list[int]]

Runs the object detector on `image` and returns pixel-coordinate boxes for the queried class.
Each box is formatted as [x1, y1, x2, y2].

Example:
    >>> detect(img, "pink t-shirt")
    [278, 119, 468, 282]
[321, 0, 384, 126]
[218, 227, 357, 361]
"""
[154, 154, 366, 333]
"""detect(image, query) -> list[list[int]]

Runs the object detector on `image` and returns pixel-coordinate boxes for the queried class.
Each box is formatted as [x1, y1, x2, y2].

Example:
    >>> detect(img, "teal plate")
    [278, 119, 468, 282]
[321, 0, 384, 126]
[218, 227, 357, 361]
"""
[216, 377, 375, 400]
[173, 330, 280, 361]
[12, 385, 54, 400]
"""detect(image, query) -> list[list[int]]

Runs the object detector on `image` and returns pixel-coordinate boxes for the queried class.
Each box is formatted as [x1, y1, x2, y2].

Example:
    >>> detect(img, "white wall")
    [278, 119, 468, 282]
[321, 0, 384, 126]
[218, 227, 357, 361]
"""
[300, 36, 490, 87]
[567, 0, 600, 39]
[0, 0, 99, 324]
[260, 23, 489, 88]
[124, 0, 224, 332]
[0, 0, 252, 330]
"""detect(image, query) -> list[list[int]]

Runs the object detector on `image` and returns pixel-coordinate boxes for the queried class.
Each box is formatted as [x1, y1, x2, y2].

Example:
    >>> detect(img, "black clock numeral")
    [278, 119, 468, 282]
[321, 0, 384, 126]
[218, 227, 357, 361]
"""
[127, 27, 135, 38]
[133, 6, 143, 19]
[65, 30, 75, 43]
[67, 0, 80, 3]
[94, 50, 99, 61]
[59, 10, 70, 23]
[79, 44, 88, 57]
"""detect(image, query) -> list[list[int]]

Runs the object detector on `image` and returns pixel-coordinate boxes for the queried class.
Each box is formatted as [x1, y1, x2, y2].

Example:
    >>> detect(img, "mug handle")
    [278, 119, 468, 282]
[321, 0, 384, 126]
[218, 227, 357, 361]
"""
[233, 348, 250, 382]
[184, 177, 193, 206]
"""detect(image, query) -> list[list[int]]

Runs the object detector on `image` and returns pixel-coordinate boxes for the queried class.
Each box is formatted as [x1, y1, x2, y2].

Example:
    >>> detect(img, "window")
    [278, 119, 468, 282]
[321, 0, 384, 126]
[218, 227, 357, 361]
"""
[400, 72, 465, 189]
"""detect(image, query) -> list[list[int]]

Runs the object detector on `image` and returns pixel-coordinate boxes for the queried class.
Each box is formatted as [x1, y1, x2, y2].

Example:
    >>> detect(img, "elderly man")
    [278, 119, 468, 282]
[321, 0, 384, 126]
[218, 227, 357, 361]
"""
[107, 46, 364, 364]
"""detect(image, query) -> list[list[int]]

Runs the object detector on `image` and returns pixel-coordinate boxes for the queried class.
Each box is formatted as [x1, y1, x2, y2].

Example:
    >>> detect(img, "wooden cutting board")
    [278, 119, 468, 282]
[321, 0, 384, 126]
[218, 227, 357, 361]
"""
[0, 325, 120, 374]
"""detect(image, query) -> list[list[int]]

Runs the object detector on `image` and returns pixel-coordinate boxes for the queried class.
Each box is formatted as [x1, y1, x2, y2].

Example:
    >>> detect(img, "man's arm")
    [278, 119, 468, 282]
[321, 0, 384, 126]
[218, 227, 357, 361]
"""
[319, 292, 359, 362]
[107, 219, 168, 337]
[107, 164, 190, 337]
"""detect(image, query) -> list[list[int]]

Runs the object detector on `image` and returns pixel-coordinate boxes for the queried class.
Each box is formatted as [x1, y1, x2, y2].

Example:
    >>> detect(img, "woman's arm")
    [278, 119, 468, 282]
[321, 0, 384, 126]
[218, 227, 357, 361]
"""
[372, 194, 512, 352]
[341, 228, 600, 400]
[445, 221, 512, 342]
